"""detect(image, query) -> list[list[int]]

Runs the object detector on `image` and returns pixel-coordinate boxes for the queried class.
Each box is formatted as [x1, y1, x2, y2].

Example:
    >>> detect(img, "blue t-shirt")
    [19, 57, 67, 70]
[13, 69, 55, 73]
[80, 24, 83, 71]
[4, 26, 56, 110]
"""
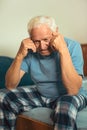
[21, 38, 84, 98]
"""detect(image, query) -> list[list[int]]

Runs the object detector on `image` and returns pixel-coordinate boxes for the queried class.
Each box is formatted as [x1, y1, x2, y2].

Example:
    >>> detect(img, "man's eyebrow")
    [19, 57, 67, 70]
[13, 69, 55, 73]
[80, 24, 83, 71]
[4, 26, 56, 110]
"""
[31, 35, 52, 41]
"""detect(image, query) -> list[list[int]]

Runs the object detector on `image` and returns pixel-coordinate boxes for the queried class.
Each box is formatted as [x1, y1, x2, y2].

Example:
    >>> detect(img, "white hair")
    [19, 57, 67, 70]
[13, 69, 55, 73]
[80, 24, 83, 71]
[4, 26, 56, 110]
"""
[27, 16, 58, 34]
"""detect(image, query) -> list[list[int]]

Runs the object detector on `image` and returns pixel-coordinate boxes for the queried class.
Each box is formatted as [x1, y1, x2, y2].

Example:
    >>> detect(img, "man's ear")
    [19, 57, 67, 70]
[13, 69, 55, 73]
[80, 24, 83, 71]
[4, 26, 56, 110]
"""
[56, 27, 58, 33]
[52, 27, 58, 36]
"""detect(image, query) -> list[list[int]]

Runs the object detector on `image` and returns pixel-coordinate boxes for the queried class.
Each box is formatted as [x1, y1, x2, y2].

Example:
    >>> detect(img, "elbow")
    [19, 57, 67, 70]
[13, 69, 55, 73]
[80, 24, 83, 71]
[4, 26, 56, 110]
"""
[5, 80, 16, 90]
[5, 77, 17, 90]
[67, 79, 82, 95]
[67, 88, 79, 95]
[68, 76, 82, 95]
[5, 72, 21, 90]
[76, 75, 83, 90]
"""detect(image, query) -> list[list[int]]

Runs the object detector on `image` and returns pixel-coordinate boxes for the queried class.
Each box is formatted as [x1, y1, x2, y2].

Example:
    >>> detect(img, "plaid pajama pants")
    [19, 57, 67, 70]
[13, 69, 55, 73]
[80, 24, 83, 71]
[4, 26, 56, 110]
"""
[0, 86, 87, 130]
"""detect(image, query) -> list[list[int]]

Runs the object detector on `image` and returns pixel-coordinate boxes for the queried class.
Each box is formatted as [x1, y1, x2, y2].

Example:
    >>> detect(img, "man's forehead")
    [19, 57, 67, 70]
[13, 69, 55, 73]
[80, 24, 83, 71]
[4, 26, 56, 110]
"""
[30, 27, 52, 40]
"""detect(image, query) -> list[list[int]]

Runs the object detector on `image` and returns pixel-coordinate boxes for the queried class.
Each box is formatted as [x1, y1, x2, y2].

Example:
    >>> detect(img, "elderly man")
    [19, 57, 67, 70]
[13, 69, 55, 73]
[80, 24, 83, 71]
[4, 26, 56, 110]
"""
[0, 16, 87, 130]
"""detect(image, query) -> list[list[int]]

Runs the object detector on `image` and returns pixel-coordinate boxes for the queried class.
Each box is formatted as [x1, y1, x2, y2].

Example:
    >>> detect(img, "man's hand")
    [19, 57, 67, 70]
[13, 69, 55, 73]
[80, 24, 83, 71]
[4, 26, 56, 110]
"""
[50, 33, 67, 53]
[17, 38, 36, 59]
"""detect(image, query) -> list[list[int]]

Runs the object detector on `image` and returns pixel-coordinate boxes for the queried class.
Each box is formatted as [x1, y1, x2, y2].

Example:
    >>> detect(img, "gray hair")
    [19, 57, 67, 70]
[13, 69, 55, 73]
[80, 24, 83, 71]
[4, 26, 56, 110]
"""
[27, 16, 58, 34]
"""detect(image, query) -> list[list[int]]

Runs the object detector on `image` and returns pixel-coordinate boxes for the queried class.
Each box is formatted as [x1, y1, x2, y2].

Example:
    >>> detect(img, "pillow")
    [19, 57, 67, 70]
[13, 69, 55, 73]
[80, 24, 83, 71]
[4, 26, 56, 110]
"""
[0, 56, 13, 89]
[0, 56, 34, 89]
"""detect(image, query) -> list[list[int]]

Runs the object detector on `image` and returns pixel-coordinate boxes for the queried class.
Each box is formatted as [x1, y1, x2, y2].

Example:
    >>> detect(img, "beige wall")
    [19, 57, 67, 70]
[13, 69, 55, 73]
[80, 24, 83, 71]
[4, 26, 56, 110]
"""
[0, 0, 87, 57]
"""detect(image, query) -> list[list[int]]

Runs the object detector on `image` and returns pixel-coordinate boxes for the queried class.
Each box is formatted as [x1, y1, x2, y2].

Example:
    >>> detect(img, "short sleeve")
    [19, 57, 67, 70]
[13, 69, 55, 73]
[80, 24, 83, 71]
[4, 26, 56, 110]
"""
[70, 42, 84, 76]
[20, 54, 31, 73]
[21, 59, 28, 72]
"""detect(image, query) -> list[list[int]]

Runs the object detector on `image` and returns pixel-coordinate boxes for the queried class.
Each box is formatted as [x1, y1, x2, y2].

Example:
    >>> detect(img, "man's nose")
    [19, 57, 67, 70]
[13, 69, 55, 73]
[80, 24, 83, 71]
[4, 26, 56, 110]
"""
[40, 40, 49, 49]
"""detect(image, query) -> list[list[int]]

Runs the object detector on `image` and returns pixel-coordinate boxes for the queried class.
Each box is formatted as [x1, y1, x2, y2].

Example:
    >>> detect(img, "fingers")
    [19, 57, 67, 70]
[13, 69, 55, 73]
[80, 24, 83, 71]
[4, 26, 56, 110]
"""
[17, 38, 37, 58]
[21, 38, 36, 53]
[52, 32, 58, 37]
[49, 32, 58, 50]
[50, 32, 58, 42]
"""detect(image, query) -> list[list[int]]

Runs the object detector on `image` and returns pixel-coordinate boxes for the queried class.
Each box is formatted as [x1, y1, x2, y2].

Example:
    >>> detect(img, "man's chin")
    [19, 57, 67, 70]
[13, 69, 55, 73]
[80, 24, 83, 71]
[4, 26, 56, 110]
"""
[39, 50, 51, 56]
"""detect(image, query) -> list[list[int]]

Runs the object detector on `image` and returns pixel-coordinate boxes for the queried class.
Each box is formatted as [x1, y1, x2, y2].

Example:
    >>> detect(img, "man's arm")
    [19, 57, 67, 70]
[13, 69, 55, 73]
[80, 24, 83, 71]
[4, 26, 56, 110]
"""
[59, 45, 82, 95]
[51, 33, 82, 95]
[5, 38, 36, 90]
[5, 55, 25, 90]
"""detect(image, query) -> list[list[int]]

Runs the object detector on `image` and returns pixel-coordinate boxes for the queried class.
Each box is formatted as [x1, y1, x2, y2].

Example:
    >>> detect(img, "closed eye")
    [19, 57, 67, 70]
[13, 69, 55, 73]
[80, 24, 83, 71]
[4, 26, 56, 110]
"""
[33, 40, 40, 44]
[43, 38, 49, 42]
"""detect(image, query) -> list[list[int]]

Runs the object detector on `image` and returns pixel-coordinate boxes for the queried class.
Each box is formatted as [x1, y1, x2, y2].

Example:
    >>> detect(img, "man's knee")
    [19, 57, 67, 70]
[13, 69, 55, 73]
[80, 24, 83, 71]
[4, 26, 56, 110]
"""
[56, 95, 79, 111]
[0, 88, 9, 102]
